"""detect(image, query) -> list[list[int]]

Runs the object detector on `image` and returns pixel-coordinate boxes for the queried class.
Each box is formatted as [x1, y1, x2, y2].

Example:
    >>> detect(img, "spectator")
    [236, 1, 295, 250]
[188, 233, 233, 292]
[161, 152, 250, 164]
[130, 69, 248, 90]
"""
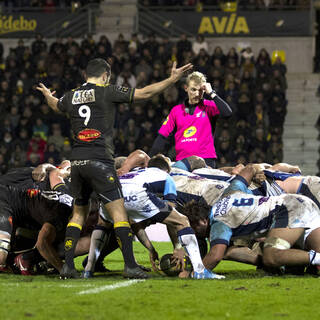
[192, 34, 209, 56]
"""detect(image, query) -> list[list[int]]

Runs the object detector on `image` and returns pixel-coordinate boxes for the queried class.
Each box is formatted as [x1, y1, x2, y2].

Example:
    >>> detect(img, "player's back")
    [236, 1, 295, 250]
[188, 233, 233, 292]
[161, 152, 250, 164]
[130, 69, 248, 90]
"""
[0, 167, 37, 189]
[170, 167, 228, 205]
[193, 167, 232, 182]
[58, 83, 134, 163]
[211, 191, 276, 230]
[120, 167, 171, 197]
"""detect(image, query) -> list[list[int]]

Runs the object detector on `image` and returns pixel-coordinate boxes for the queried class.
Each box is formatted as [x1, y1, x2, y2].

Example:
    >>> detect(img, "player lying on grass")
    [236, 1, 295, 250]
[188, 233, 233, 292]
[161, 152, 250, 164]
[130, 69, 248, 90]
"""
[182, 163, 320, 274]
[83, 155, 224, 279]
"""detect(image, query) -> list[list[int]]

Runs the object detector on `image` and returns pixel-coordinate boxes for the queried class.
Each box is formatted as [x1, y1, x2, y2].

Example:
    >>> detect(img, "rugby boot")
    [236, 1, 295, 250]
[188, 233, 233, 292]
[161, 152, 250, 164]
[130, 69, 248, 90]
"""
[13, 254, 33, 276]
[192, 268, 225, 279]
[123, 265, 149, 279]
[59, 263, 79, 280]
[81, 270, 94, 279]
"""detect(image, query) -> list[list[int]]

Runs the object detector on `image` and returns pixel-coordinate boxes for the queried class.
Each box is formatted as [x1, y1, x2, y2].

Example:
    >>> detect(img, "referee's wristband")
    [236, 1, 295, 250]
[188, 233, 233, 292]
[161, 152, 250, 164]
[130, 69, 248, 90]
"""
[210, 90, 217, 99]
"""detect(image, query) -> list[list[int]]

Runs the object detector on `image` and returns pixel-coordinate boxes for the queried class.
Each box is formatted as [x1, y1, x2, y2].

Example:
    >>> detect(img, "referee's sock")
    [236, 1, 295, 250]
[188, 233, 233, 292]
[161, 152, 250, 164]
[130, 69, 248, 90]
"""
[114, 222, 138, 269]
[177, 227, 205, 274]
[64, 223, 82, 269]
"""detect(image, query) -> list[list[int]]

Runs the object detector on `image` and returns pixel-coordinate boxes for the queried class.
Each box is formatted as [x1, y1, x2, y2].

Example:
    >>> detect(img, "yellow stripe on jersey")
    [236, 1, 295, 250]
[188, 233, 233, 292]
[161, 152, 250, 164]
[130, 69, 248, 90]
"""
[53, 183, 65, 190]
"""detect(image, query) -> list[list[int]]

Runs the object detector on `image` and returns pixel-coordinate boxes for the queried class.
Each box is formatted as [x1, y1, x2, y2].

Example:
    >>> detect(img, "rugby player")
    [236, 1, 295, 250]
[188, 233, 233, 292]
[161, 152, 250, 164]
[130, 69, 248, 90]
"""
[83, 155, 224, 279]
[0, 185, 72, 273]
[183, 164, 320, 272]
[37, 58, 192, 279]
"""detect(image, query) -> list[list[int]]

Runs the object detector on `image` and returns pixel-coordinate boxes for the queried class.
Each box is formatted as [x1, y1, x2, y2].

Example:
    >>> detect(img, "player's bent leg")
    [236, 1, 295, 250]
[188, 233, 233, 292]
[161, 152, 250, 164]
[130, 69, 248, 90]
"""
[263, 227, 309, 268]
[0, 233, 11, 271]
[224, 246, 261, 266]
[304, 227, 320, 273]
[104, 199, 148, 279]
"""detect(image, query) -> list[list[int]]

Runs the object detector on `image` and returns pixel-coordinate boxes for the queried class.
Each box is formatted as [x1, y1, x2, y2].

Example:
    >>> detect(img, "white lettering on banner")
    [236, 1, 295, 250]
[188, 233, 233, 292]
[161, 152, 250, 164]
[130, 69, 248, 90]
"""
[181, 138, 197, 143]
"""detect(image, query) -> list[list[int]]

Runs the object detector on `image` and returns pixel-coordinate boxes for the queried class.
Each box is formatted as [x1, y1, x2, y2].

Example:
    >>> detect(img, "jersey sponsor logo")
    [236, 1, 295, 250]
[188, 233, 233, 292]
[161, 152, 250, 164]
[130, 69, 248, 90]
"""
[214, 195, 231, 216]
[77, 128, 101, 142]
[107, 175, 115, 183]
[72, 89, 95, 105]
[163, 116, 169, 125]
[116, 86, 129, 93]
[183, 126, 197, 138]
[124, 195, 138, 202]
[27, 188, 39, 198]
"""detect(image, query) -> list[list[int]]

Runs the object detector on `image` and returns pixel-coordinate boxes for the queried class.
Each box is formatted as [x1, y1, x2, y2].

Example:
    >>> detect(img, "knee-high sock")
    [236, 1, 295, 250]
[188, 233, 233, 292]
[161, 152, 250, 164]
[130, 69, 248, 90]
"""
[114, 221, 137, 269]
[64, 223, 82, 269]
[177, 227, 205, 273]
[85, 226, 109, 272]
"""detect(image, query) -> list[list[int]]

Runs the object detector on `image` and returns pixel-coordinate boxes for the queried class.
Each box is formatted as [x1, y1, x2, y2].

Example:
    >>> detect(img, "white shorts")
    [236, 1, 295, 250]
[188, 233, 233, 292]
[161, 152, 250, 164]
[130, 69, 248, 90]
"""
[99, 191, 171, 224]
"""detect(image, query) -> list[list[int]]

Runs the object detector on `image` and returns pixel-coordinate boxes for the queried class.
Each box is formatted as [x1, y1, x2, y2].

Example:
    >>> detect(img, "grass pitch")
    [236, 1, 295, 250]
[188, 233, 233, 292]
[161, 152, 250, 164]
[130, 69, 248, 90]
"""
[0, 242, 319, 320]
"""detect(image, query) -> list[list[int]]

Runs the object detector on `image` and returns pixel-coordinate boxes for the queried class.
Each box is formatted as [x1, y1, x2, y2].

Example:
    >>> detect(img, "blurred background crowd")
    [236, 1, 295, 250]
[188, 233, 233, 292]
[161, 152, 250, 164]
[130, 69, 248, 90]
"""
[0, 31, 288, 175]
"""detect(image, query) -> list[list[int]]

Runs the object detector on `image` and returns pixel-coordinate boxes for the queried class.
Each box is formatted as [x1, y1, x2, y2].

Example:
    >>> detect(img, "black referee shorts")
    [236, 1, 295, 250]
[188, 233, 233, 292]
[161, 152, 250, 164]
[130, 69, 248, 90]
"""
[71, 160, 123, 206]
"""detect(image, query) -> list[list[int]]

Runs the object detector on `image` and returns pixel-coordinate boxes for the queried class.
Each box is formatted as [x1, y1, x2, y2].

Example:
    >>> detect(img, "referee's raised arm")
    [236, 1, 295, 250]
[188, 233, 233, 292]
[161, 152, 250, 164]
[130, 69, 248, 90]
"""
[133, 61, 192, 101]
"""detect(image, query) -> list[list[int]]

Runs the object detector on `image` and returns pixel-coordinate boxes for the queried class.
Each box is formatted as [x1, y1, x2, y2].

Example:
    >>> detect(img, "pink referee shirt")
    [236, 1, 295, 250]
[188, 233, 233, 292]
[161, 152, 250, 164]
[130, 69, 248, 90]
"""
[158, 99, 220, 161]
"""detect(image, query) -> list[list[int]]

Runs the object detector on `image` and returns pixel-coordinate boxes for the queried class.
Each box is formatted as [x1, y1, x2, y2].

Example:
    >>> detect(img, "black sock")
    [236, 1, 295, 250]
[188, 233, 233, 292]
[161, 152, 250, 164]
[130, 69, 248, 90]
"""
[64, 223, 82, 269]
[114, 222, 137, 269]
[22, 249, 42, 265]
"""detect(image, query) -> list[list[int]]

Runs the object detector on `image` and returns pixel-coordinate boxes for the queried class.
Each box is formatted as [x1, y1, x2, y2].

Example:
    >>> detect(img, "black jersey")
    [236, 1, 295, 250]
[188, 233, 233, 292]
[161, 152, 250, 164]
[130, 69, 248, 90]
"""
[57, 83, 134, 163]
[0, 185, 72, 234]
[0, 167, 38, 189]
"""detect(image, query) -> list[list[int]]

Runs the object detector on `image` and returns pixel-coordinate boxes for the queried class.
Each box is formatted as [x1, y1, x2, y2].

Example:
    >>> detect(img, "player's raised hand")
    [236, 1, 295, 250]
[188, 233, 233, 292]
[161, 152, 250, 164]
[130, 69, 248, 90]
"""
[202, 82, 213, 95]
[170, 61, 193, 83]
[36, 83, 56, 98]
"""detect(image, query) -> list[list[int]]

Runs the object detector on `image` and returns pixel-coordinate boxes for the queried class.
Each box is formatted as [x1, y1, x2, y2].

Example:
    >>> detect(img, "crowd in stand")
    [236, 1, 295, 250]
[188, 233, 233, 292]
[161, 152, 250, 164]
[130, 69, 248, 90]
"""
[139, 0, 310, 9]
[0, 0, 101, 9]
[0, 32, 288, 175]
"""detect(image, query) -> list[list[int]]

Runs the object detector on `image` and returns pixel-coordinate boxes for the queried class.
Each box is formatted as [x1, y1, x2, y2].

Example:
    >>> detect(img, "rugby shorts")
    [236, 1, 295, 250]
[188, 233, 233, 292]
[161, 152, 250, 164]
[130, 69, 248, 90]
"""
[71, 160, 123, 205]
[99, 191, 171, 227]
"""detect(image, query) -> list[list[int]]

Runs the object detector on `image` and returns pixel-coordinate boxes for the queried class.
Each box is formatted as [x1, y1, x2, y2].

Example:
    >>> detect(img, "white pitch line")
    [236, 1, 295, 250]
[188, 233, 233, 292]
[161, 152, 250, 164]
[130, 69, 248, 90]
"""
[77, 279, 145, 295]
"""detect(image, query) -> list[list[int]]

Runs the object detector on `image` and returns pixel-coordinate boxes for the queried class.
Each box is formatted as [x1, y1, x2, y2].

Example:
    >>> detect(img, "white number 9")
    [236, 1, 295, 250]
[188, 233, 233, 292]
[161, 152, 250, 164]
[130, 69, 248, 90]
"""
[79, 105, 91, 126]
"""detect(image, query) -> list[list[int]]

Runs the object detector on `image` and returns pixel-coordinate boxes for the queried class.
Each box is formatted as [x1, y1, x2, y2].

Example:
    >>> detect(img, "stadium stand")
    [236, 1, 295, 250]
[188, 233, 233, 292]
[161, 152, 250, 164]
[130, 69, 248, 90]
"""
[0, 30, 288, 172]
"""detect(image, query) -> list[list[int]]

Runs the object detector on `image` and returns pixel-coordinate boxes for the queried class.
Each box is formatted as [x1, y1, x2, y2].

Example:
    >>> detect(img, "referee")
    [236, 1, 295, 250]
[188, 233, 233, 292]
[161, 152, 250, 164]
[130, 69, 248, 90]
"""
[150, 71, 232, 169]
[37, 58, 192, 279]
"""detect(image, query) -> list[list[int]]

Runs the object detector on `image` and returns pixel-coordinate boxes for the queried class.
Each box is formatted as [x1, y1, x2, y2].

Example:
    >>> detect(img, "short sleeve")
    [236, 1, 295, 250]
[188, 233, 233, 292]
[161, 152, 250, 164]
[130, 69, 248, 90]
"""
[57, 94, 68, 113]
[105, 85, 135, 104]
[163, 175, 177, 202]
[209, 219, 232, 247]
[222, 175, 253, 196]
[158, 108, 176, 138]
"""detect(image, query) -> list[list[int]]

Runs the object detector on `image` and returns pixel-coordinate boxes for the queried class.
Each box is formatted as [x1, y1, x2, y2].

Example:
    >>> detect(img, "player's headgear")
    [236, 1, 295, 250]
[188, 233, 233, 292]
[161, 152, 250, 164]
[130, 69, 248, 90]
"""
[86, 58, 111, 78]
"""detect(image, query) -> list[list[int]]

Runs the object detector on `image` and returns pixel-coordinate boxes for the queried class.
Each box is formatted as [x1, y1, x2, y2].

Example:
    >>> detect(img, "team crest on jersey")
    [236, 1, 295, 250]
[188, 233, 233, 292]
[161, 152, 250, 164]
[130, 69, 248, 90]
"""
[78, 128, 101, 142]
[183, 126, 197, 138]
[116, 86, 129, 93]
[163, 116, 169, 125]
[72, 89, 95, 105]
